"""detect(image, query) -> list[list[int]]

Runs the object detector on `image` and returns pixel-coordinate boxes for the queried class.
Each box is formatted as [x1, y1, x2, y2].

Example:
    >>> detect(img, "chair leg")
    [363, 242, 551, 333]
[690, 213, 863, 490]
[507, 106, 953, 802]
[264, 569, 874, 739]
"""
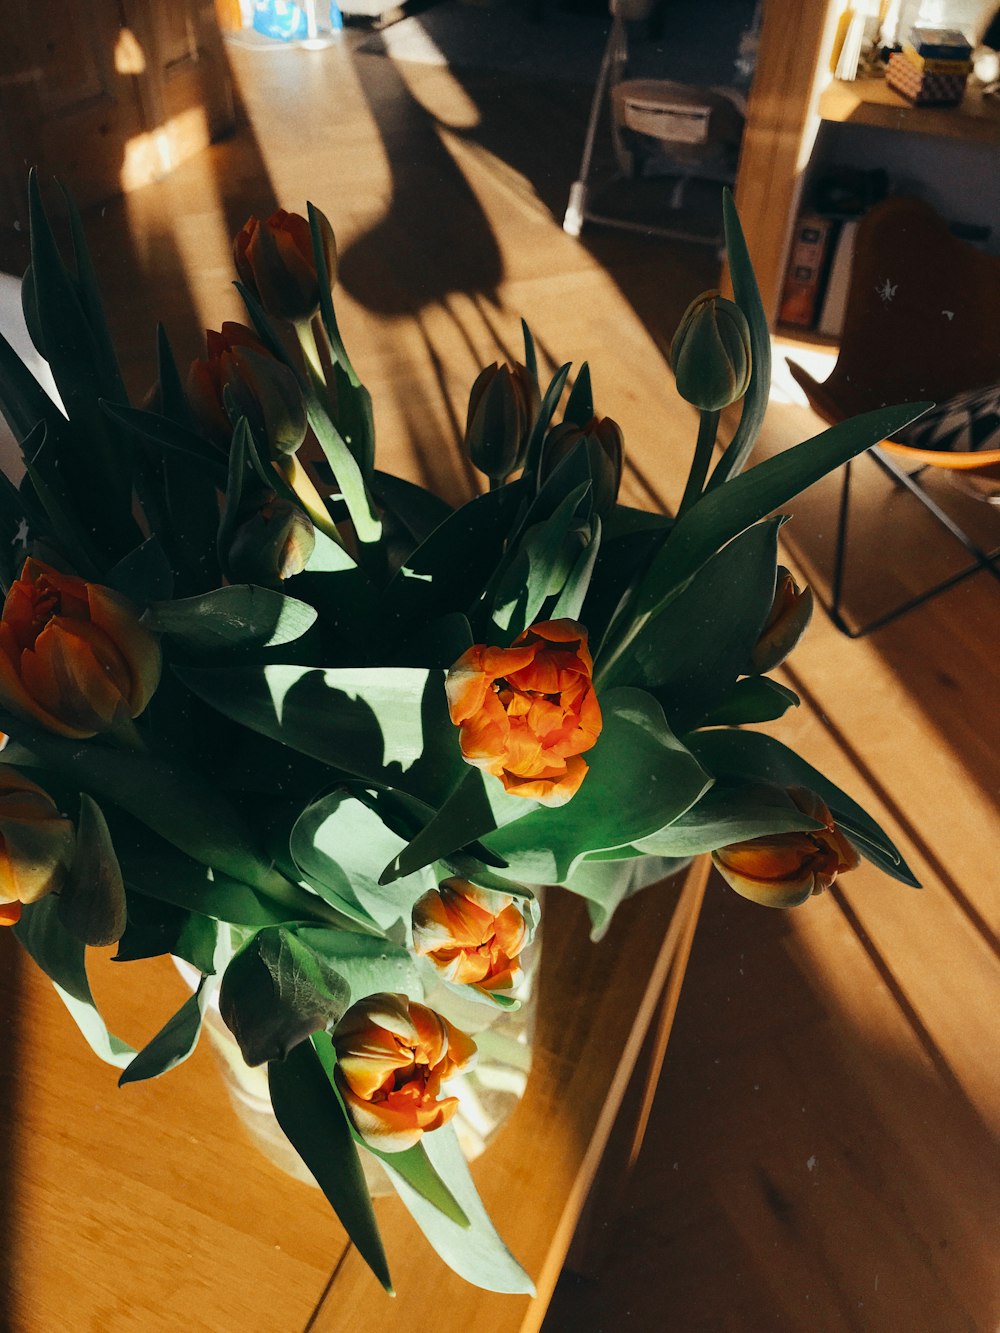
[828, 456, 854, 635]
[871, 446, 1000, 580]
[823, 450, 1000, 638]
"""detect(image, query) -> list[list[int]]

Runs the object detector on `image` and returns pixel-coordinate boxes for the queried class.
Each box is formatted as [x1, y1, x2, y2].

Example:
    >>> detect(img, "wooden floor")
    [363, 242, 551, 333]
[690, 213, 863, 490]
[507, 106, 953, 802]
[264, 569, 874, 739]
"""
[2, 25, 998, 1333]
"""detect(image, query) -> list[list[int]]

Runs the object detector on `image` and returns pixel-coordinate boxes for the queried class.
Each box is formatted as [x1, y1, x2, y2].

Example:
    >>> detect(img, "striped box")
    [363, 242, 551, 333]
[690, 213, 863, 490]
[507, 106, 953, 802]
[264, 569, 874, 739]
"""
[886, 51, 968, 106]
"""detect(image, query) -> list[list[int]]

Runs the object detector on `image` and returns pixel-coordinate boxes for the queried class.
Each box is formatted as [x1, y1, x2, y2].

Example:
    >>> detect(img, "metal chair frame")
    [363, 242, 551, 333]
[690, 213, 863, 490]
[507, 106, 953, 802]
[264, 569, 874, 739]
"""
[562, 5, 740, 247]
[828, 444, 1000, 638]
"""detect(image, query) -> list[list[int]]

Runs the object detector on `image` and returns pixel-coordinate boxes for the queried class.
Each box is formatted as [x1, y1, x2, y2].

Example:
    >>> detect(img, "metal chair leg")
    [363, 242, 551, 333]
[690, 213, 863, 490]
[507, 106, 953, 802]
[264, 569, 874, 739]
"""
[824, 449, 1000, 638]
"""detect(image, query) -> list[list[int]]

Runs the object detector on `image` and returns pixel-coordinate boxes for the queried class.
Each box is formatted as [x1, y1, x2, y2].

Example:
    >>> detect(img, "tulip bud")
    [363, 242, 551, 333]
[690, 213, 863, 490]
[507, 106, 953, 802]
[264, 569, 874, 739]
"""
[711, 786, 860, 909]
[225, 345, 308, 458]
[226, 494, 315, 585]
[187, 324, 267, 442]
[464, 361, 538, 484]
[669, 291, 752, 411]
[0, 769, 75, 927]
[411, 877, 529, 993]
[447, 619, 602, 806]
[188, 324, 307, 458]
[541, 415, 624, 516]
[233, 207, 336, 324]
[750, 567, 814, 674]
[0, 559, 161, 739]
[333, 992, 477, 1152]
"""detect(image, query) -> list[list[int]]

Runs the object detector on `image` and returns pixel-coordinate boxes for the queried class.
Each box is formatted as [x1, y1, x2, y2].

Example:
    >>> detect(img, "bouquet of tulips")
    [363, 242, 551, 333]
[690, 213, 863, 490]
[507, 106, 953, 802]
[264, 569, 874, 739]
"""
[0, 172, 922, 1294]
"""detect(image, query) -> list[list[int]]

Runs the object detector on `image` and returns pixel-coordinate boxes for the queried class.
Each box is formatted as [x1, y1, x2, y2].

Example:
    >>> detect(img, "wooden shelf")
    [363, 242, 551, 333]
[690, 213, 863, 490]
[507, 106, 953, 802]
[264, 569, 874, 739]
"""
[819, 76, 1000, 145]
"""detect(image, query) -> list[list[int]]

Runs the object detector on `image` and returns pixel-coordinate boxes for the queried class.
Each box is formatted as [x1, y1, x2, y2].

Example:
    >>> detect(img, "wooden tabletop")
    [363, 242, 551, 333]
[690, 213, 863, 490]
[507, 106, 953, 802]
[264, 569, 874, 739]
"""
[1, 858, 707, 1332]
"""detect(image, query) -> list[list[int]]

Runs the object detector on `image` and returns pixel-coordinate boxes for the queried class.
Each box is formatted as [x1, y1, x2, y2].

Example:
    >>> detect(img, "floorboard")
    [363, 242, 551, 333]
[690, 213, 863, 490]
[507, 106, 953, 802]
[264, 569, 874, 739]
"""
[2, 24, 996, 1332]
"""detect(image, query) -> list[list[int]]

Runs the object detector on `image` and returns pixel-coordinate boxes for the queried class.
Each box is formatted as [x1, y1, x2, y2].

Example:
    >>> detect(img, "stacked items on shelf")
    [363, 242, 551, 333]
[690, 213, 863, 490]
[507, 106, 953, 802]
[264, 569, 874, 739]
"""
[778, 169, 888, 339]
[886, 26, 973, 106]
[778, 214, 834, 331]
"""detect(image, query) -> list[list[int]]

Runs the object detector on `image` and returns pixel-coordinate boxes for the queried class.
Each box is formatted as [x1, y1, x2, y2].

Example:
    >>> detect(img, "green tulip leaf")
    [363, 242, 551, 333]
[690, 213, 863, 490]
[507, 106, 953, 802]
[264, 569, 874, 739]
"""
[27, 172, 134, 526]
[379, 768, 524, 886]
[357, 1138, 469, 1228]
[0, 322, 69, 448]
[371, 469, 453, 546]
[602, 505, 672, 541]
[382, 1122, 534, 1294]
[565, 854, 690, 940]
[563, 361, 594, 428]
[107, 537, 175, 605]
[383, 481, 527, 629]
[547, 515, 601, 624]
[687, 729, 921, 887]
[177, 663, 466, 807]
[119, 985, 207, 1087]
[293, 926, 420, 1002]
[103, 811, 295, 928]
[22, 421, 104, 580]
[0, 713, 294, 900]
[308, 202, 357, 383]
[152, 326, 228, 597]
[172, 910, 221, 974]
[303, 391, 382, 544]
[328, 359, 376, 478]
[269, 1036, 393, 1294]
[708, 188, 772, 487]
[483, 687, 712, 884]
[13, 895, 135, 1068]
[302, 526, 356, 574]
[490, 481, 591, 637]
[618, 518, 783, 728]
[220, 925, 351, 1066]
[291, 790, 433, 932]
[632, 781, 826, 857]
[61, 181, 129, 408]
[113, 894, 191, 963]
[146, 585, 317, 651]
[600, 400, 933, 684]
[58, 794, 127, 947]
[101, 401, 229, 481]
[699, 676, 801, 727]
[521, 361, 570, 477]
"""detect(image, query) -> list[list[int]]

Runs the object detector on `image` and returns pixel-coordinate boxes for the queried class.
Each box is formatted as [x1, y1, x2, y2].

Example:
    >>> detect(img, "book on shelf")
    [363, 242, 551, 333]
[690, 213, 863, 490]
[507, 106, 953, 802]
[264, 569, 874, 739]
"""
[817, 218, 860, 340]
[778, 212, 835, 330]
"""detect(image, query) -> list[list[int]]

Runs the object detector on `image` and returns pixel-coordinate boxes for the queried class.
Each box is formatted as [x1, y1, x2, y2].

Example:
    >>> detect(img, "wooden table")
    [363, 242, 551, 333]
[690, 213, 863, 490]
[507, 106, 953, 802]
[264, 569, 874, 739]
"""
[1, 859, 708, 1332]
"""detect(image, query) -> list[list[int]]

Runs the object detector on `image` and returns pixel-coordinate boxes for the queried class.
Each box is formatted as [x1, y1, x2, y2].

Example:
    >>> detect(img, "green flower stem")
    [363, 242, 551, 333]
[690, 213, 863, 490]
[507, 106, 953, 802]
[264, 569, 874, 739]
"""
[294, 318, 325, 382]
[676, 409, 721, 520]
[303, 395, 382, 545]
[277, 454, 344, 545]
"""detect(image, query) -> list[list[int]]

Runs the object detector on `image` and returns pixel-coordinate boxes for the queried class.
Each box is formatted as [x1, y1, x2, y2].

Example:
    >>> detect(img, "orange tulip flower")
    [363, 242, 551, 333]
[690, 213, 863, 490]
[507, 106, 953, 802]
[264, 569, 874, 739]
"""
[712, 786, 860, 908]
[187, 321, 308, 457]
[411, 878, 529, 993]
[333, 993, 477, 1153]
[0, 559, 161, 739]
[187, 322, 267, 445]
[445, 619, 602, 806]
[233, 207, 336, 324]
[749, 566, 814, 674]
[0, 768, 75, 927]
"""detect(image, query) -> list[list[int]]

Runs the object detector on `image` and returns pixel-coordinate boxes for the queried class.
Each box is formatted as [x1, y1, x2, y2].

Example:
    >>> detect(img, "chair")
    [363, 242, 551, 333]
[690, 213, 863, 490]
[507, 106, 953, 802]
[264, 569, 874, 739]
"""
[786, 195, 1000, 637]
[562, 0, 745, 246]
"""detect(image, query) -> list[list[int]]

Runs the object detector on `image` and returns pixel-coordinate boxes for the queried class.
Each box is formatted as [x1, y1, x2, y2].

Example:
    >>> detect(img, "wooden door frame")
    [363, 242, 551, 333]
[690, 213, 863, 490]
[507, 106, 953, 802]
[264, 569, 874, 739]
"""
[732, 0, 842, 326]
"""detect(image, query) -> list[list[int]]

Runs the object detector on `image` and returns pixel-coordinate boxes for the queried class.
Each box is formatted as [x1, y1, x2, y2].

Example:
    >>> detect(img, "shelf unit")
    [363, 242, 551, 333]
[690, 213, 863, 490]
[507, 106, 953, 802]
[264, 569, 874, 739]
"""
[732, 0, 1000, 327]
[819, 76, 1000, 146]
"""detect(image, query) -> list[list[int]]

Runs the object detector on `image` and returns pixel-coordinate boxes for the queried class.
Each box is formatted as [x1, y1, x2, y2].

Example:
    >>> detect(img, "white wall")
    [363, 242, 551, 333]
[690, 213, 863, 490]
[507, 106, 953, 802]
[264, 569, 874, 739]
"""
[812, 119, 1000, 252]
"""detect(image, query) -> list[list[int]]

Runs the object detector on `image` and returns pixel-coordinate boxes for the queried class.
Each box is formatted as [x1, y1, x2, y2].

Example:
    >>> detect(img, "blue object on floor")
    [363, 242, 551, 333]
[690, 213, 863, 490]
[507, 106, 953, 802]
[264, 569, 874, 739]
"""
[253, 1, 308, 41]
